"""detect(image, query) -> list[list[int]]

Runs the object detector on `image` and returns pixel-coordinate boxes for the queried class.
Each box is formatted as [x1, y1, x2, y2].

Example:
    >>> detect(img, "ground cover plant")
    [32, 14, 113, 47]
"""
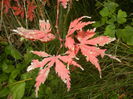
[0, 0, 133, 98]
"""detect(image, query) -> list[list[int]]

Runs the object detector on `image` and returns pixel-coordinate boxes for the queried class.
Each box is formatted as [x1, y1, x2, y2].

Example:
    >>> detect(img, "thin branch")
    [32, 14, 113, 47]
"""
[6, 78, 33, 87]
[55, 0, 60, 34]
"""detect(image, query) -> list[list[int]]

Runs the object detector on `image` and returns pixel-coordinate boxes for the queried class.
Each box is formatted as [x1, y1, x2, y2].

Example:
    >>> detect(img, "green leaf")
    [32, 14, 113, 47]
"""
[104, 24, 116, 37]
[116, 29, 123, 38]
[93, 21, 103, 28]
[45, 87, 52, 95]
[104, 1, 118, 12]
[117, 26, 133, 45]
[117, 10, 127, 24]
[21, 72, 32, 80]
[117, 10, 127, 18]
[5, 45, 22, 60]
[0, 88, 9, 97]
[0, 73, 8, 82]
[2, 63, 15, 73]
[10, 82, 26, 99]
[93, 17, 107, 28]
[16, 63, 25, 70]
[100, 7, 109, 17]
[106, 15, 116, 24]
[9, 69, 20, 80]
[23, 47, 34, 65]
[24, 52, 33, 65]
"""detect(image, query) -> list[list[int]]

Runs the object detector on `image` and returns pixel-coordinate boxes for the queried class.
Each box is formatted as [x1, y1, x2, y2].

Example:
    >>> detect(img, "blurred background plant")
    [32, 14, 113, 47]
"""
[0, 0, 133, 98]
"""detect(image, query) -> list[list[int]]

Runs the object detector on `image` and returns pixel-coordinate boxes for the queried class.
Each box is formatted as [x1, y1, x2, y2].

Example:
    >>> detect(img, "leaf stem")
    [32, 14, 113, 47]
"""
[55, 0, 64, 55]
[6, 78, 33, 87]
[55, 0, 60, 34]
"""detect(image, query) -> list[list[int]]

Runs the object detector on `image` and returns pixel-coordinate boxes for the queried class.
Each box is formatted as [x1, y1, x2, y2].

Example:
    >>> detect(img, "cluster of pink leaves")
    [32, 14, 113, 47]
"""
[13, 0, 121, 97]
[13, 16, 120, 97]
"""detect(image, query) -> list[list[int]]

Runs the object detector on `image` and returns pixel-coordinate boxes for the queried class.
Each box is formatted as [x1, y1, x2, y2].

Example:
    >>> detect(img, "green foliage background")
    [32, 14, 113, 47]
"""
[0, 0, 133, 98]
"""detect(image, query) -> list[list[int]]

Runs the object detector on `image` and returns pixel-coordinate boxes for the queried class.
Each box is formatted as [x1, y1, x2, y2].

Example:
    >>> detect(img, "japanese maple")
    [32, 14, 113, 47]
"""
[12, 0, 120, 97]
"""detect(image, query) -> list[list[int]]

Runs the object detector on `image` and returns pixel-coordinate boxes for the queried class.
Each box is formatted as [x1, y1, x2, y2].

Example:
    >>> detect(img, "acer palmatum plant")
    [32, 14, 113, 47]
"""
[13, 0, 121, 97]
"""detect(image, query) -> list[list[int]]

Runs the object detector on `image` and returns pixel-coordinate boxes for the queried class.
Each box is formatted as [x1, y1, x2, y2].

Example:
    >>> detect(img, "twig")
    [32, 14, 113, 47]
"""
[6, 78, 33, 87]
[55, 0, 60, 34]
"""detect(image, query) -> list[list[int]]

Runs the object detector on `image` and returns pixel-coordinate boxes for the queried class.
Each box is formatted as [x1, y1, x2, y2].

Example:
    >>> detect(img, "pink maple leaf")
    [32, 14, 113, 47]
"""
[76, 30, 120, 77]
[67, 16, 95, 37]
[27, 51, 83, 97]
[13, 19, 55, 43]
[65, 16, 120, 77]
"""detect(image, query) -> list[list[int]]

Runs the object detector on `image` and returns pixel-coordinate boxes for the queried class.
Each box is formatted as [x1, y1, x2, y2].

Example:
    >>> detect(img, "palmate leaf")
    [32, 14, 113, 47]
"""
[117, 10, 127, 24]
[13, 20, 55, 43]
[65, 16, 120, 77]
[77, 30, 120, 77]
[27, 51, 83, 97]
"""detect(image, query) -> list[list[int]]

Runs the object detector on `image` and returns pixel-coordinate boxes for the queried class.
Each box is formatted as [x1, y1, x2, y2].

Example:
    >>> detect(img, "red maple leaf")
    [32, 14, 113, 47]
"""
[0, 0, 11, 13]
[12, 0, 36, 21]
[27, 51, 83, 97]
[12, 6, 25, 18]
[26, 1, 36, 21]
[12, 2, 25, 18]
[13, 20, 55, 42]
